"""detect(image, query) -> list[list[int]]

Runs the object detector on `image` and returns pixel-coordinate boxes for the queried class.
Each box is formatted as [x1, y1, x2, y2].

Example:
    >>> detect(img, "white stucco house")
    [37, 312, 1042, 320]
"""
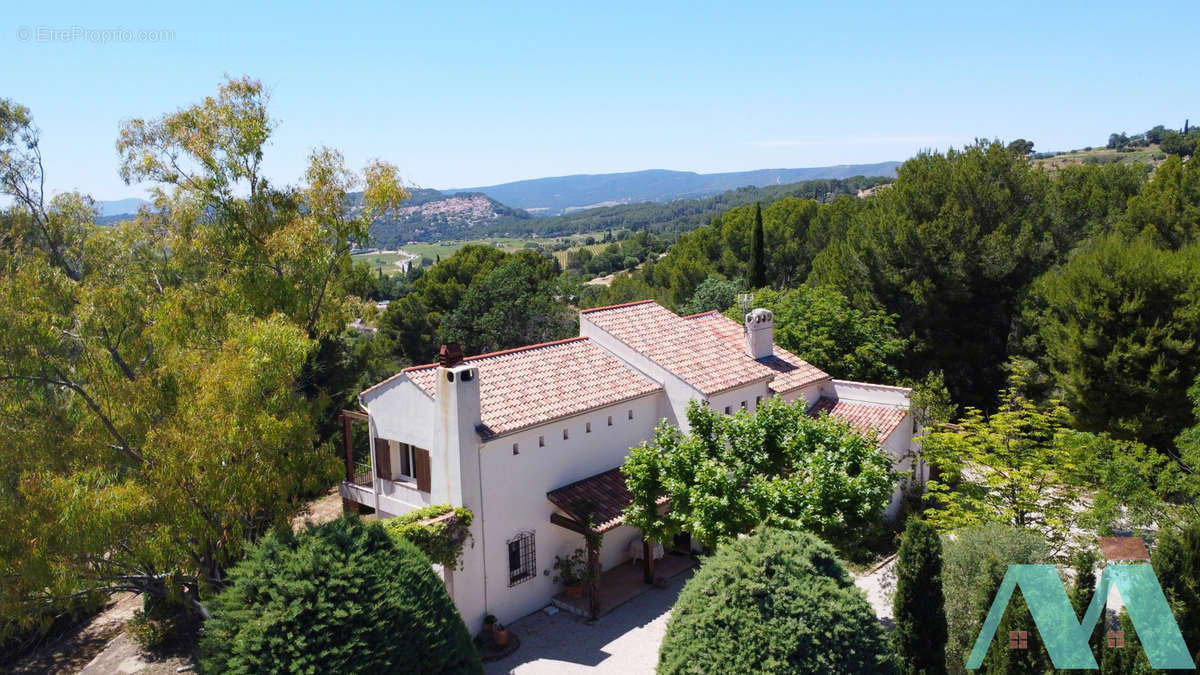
[338, 299, 924, 630]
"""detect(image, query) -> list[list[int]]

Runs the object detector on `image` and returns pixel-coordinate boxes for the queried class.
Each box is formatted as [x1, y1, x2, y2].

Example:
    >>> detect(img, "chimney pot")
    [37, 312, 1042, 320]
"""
[744, 308, 775, 360]
[439, 343, 464, 367]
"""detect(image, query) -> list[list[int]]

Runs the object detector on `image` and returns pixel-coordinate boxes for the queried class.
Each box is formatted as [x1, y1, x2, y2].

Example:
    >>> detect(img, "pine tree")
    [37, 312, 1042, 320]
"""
[892, 518, 948, 674]
[749, 201, 766, 288]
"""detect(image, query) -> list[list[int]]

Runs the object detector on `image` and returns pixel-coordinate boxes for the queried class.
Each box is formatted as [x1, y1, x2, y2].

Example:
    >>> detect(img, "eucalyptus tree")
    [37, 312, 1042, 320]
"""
[0, 78, 406, 639]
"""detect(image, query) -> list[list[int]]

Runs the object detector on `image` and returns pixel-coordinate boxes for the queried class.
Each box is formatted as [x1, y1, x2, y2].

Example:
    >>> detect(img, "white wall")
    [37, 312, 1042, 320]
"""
[882, 412, 917, 519]
[780, 379, 829, 408]
[363, 377, 435, 450]
[467, 392, 663, 627]
[707, 381, 773, 415]
[831, 379, 912, 408]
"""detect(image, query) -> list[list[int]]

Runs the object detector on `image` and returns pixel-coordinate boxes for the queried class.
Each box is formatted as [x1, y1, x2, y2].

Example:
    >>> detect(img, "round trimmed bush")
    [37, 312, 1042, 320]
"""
[197, 516, 481, 674]
[658, 528, 895, 674]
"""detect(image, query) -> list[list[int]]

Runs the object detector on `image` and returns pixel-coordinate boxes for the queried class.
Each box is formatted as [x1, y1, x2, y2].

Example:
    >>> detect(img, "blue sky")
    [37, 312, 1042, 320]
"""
[5, 1, 1200, 201]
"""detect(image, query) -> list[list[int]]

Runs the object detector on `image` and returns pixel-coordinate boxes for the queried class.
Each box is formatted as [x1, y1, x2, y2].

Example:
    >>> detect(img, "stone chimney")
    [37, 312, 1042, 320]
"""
[744, 308, 774, 360]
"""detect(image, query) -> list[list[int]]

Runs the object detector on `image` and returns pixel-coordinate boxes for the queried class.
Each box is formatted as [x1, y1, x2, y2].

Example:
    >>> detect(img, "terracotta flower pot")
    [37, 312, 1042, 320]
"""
[564, 583, 583, 599]
[493, 628, 509, 647]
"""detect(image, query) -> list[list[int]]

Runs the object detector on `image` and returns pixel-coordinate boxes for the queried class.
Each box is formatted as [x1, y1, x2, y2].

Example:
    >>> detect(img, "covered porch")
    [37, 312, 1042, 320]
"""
[550, 548, 696, 618]
[547, 468, 685, 619]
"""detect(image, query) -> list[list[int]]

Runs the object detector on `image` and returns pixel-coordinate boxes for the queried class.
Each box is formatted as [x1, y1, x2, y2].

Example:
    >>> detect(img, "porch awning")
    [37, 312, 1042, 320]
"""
[547, 468, 667, 533]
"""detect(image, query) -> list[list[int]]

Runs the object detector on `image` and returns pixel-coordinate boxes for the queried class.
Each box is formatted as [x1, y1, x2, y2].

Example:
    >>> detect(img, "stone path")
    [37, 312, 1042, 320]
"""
[485, 570, 692, 674]
[487, 557, 897, 674]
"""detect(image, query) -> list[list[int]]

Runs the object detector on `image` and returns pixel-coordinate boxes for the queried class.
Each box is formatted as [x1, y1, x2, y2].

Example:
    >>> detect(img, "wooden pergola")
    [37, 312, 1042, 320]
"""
[547, 468, 667, 619]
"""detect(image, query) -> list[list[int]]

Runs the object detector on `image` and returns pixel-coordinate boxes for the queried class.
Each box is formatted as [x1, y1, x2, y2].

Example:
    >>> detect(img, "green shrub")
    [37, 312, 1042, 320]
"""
[940, 523, 1049, 674]
[198, 517, 481, 674]
[128, 595, 197, 652]
[381, 503, 474, 569]
[658, 528, 895, 674]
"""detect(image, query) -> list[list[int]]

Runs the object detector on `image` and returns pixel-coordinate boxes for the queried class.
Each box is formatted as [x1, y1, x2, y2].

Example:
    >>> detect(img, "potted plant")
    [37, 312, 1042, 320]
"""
[493, 622, 509, 647]
[482, 614, 496, 635]
[549, 549, 587, 598]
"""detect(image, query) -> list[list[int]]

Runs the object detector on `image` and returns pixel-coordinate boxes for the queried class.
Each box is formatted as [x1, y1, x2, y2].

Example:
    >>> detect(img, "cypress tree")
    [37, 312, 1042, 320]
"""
[1071, 549, 1103, 673]
[1152, 521, 1200, 663]
[749, 201, 766, 288]
[892, 518, 948, 674]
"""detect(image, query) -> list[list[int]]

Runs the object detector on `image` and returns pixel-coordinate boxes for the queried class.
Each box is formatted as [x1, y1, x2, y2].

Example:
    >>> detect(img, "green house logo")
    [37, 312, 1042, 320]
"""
[967, 561, 1194, 670]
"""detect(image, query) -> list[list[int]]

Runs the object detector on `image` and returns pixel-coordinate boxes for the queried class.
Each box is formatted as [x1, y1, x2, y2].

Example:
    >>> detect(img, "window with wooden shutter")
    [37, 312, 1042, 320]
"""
[413, 447, 432, 492]
[374, 438, 391, 480]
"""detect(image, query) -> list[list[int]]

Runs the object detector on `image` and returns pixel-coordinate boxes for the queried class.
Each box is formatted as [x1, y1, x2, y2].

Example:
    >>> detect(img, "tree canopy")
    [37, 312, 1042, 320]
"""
[622, 398, 895, 552]
[0, 79, 404, 640]
[731, 285, 907, 383]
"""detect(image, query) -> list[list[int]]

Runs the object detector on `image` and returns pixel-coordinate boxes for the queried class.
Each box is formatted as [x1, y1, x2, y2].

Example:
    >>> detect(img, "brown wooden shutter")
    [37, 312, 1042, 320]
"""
[414, 447, 431, 492]
[374, 438, 391, 480]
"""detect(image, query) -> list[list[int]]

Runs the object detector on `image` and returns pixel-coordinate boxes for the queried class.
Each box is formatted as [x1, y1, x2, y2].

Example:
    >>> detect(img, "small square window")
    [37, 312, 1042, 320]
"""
[586, 422, 591, 433]
[607, 415, 613, 426]
[563, 428, 569, 440]
[1008, 630, 1028, 650]
[740, 401, 747, 410]
[628, 410, 633, 420]
[724, 406, 731, 414]
[538, 436, 545, 447]
[512, 443, 519, 455]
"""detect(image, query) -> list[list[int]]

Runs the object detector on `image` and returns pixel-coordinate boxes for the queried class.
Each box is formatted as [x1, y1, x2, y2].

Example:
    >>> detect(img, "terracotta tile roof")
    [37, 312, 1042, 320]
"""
[808, 397, 908, 442]
[582, 301, 784, 396]
[547, 467, 668, 533]
[1098, 537, 1150, 562]
[682, 311, 830, 393]
[401, 337, 661, 438]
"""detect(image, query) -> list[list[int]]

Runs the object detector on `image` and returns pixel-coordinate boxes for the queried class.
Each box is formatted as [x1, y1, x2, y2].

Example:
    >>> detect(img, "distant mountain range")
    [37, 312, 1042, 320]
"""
[450, 164, 901, 215]
[98, 198, 149, 217]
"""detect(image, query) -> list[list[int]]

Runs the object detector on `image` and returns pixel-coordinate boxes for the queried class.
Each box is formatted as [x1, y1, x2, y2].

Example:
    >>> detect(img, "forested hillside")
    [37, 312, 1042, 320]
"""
[571, 141, 1200, 454]
[365, 175, 889, 247]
